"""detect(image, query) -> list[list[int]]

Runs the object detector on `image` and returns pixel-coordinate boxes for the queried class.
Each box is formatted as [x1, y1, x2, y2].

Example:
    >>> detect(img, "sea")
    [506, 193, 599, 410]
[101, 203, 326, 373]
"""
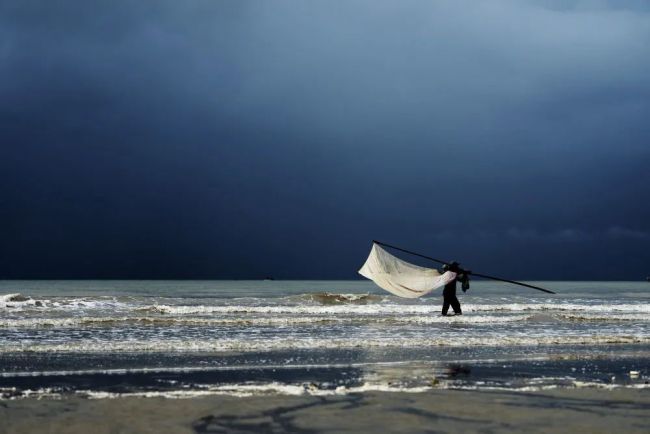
[1, 280, 648, 399]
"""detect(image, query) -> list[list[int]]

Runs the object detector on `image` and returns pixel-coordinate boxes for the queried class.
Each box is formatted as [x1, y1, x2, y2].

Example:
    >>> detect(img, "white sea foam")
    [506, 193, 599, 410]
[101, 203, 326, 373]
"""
[0, 313, 538, 328]
[5, 380, 450, 400]
[0, 293, 41, 309]
[468, 303, 650, 313]
[2, 334, 648, 353]
[133, 302, 650, 316]
[448, 381, 650, 392]
[3, 382, 436, 400]
[0, 293, 136, 312]
[4, 291, 648, 316]
[558, 313, 650, 322]
[5, 378, 650, 400]
[0, 316, 340, 328]
[0, 293, 30, 302]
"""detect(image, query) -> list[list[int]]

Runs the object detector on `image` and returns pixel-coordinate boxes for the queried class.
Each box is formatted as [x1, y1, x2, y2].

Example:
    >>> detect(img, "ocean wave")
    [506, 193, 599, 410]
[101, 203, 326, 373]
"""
[1, 382, 436, 400]
[0, 316, 343, 328]
[5, 378, 650, 400]
[0, 293, 43, 309]
[133, 302, 650, 316]
[0, 293, 30, 302]
[289, 292, 385, 305]
[558, 313, 650, 322]
[0, 313, 537, 328]
[4, 292, 649, 316]
[2, 334, 648, 353]
[470, 303, 650, 313]
[0, 293, 137, 312]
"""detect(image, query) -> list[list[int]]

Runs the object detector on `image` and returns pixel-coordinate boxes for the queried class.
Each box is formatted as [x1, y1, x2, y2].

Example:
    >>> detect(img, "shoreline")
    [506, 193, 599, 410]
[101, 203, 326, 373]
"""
[2, 349, 648, 400]
[2, 388, 649, 434]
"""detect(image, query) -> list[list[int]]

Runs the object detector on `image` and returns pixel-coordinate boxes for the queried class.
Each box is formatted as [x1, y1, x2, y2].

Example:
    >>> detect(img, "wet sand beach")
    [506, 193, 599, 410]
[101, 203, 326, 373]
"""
[2, 388, 649, 434]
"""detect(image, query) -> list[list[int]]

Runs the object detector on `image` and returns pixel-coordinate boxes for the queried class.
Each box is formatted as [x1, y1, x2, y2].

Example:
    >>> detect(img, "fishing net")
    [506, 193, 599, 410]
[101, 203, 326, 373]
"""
[358, 243, 456, 298]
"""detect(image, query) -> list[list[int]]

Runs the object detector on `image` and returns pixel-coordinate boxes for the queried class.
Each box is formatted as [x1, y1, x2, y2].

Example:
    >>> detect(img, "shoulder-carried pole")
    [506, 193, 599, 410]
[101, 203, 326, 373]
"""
[468, 271, 555, 294]
[373, 240, 556, 295]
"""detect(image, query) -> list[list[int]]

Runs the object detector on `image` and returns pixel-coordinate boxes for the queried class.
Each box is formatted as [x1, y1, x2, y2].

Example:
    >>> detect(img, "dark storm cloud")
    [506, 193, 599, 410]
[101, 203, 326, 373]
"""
[1, 1, 649, 279]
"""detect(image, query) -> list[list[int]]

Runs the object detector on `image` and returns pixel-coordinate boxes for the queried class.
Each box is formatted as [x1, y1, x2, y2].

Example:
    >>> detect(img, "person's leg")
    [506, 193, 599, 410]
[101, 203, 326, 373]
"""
[442, 297, 450, 316]
[451, 296, 462, 315]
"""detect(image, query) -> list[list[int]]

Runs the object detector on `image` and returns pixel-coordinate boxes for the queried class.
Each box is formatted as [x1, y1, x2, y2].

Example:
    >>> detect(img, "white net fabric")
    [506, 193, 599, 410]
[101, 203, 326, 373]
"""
[358, 243, 456, 298]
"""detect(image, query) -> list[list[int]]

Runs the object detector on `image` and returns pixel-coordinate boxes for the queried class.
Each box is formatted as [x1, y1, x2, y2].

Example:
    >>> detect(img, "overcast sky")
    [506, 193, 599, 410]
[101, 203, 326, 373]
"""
[1, 0, 649, 279]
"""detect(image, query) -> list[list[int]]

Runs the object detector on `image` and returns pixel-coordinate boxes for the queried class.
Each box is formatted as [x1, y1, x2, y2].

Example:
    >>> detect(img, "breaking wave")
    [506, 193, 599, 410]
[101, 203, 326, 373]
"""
[0, 313, 538, 328]
[2, 334, 648, 354]
[0, 293, 43, 309]
[293, 292, 384, 305]
[3, 292, 648, 315]
[134, 302, 650, 316]
[5, 378, 650, 400]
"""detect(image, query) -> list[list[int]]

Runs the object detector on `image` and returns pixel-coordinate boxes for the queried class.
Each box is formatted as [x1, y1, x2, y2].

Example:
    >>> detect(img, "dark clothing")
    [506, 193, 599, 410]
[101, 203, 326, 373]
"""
[442, 279, 462, 316]
[440, 262, 469, 316]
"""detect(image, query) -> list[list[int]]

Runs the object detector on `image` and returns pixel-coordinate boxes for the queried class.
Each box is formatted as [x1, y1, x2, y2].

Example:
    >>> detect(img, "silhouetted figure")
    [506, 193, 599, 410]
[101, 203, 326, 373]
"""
[441, 261, 470, 316]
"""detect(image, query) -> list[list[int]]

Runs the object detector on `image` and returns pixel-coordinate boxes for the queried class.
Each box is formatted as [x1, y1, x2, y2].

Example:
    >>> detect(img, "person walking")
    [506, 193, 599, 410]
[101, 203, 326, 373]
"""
[441, 261, 469, 316]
